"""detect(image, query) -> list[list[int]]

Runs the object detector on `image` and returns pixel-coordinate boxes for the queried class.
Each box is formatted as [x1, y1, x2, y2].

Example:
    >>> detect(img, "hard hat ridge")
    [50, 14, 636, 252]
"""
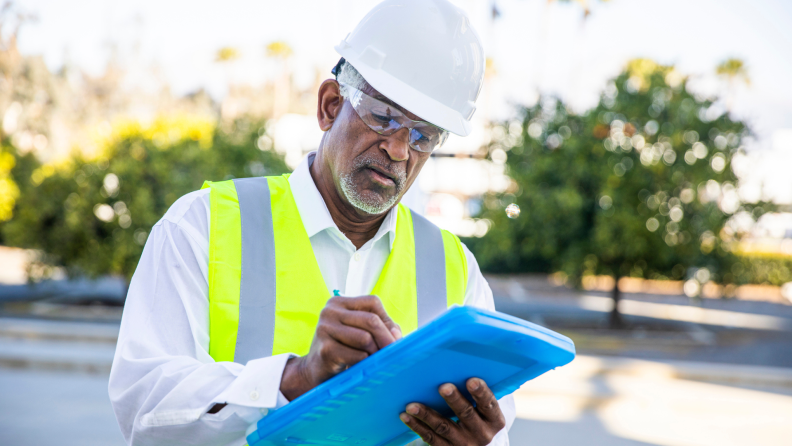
[335, 0, 485, 137]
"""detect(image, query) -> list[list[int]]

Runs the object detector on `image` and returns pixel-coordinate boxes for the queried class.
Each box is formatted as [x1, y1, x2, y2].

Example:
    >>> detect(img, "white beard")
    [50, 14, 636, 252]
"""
[338, 154, 406, 215]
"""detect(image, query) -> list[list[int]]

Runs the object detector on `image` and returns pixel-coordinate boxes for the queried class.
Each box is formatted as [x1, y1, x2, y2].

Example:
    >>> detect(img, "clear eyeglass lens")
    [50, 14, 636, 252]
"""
[345, 83, 448, 152]
[361, 100, 402, 134]
[409, 128, 441, 152]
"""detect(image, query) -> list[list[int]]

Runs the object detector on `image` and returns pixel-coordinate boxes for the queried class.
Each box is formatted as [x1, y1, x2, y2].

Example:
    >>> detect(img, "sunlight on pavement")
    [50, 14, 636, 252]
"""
[512, 355, 792, 446]
[578, 295, 791, 331]
[601, 374, 792, 446]
[513, 356, 603, 422]
[513, 393, 590, 422]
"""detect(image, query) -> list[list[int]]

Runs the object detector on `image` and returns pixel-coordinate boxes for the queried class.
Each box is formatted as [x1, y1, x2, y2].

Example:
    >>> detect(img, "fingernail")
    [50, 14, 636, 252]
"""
[400, 413, 411, 423]
[391, 327, 402, 340]
[441, 384, 454, 396]
[407, 404, 420, 415]
[469, 378, 481, 391]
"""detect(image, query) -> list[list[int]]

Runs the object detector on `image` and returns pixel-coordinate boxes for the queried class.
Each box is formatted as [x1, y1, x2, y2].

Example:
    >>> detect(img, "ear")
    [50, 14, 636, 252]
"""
[317, 79, 344, 132]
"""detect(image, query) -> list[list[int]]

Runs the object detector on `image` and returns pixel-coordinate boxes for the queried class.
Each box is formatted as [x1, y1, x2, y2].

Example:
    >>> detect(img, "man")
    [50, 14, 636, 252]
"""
[109, 1, 515, 445]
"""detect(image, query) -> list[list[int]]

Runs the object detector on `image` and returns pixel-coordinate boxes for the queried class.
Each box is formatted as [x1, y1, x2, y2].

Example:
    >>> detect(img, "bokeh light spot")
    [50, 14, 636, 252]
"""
[505, 203, 520, 219]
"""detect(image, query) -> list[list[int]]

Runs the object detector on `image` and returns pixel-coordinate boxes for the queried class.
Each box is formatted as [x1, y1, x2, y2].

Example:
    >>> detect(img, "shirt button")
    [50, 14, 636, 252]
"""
[249, 390, 259, 401]
[354, 252, 361, 261]
[260, 408, 269, 415]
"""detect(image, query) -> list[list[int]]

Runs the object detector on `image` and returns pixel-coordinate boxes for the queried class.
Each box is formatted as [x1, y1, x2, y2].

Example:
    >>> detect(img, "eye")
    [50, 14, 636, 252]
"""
[371, 112, 392, 124]
[411, 128, 430, 142]
[371, 105, 395, 124]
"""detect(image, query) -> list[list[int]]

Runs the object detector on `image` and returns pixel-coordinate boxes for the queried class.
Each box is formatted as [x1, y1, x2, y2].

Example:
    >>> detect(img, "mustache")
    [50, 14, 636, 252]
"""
[353, 155, 407, 188]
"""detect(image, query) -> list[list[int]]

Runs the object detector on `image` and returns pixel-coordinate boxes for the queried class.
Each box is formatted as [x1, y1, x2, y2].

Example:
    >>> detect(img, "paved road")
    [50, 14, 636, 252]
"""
[486, 277, 792, 369]
[511, 417, 655, 446]
[0, 368, 658, 446]
[510, 356, 792, 446]
[4, 356, 791, 446]
[0, 369, 126, 446]
[0, 318, 675, 445]
[3, 279, 792, 445]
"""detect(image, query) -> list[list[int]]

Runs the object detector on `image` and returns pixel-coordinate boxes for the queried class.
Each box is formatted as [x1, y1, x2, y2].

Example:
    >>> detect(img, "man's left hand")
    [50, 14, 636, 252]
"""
[400, 377, 506, 446]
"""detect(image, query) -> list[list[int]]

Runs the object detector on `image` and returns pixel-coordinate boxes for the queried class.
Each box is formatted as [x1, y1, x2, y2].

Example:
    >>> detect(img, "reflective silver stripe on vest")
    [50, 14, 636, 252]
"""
[411, 210, 447, 327]
[233, 177, 276, 364]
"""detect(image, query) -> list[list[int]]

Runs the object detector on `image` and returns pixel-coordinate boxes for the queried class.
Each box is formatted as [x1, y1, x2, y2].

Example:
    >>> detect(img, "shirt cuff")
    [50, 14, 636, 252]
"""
[234, 390, 292, 428]
[214, 353, 294, 409]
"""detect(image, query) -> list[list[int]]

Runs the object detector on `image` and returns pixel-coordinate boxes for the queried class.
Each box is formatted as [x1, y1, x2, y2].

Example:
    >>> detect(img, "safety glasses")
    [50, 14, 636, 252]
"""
[340, 83, 449, 153]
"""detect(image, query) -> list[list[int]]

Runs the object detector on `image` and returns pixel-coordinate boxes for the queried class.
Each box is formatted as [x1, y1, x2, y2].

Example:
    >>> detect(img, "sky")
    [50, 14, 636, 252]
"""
[11, 0, 792, 201]
[15, 0, 792, 138]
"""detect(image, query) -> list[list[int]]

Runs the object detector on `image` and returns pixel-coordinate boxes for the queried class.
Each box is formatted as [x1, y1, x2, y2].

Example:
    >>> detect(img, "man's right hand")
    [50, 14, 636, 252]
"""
[280, 295, 402, 401]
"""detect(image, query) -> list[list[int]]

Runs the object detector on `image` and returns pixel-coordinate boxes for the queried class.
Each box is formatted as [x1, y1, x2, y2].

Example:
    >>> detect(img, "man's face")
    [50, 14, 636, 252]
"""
[323, 83, 432, 216]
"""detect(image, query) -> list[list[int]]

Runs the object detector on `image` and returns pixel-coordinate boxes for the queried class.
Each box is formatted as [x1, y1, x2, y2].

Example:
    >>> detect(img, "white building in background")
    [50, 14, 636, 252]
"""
[266, 114, 326, 169]
[733, 129, 792, 255]
[733, 129, 792, 206]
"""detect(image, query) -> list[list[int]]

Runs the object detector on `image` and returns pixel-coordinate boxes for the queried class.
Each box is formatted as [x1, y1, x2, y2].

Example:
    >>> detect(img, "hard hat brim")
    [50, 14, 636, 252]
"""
[336, 45, 473, 137]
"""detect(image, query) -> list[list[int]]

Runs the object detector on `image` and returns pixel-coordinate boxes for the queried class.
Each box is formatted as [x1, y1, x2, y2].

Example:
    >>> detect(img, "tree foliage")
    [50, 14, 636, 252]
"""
[468, 59, 773, 290]
[0, 146, 20, 221]
[1, 116, 289, 281]
[716, 58, 750, 86]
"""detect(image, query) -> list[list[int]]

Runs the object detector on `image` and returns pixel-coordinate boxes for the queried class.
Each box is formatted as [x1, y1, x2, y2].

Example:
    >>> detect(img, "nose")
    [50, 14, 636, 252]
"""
[379, 127, 410, 162]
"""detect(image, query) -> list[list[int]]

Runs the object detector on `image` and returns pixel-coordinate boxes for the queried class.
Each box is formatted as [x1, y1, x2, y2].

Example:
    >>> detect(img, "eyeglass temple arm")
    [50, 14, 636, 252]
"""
[332, 58, 346, 78]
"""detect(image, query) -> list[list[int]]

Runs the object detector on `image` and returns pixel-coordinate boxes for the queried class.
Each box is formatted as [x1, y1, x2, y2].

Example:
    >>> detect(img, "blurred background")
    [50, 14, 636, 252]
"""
[1, 0, 791, 445]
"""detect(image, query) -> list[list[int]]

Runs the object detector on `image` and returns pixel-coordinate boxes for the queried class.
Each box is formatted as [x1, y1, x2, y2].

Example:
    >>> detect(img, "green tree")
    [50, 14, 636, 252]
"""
[0, 146, 20, 222]
[716, 58, 750, 87]
[468, 59, 772, 327]
[716, 58, 750, 112]
[1, 115, 289, 282]
[0, 142, 41, 243]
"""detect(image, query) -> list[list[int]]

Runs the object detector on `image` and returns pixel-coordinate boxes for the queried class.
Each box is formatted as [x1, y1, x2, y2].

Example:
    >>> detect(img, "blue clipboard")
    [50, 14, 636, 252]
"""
[247, 306, 575, 446]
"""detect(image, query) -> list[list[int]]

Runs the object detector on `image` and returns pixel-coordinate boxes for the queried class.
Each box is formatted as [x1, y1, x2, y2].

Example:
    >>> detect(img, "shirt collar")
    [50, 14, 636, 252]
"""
[288, 152, 398, 249]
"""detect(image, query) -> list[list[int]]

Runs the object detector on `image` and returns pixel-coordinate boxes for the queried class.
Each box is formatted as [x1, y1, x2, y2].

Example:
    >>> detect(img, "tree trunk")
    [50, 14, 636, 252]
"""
[609, 273, 624, 329]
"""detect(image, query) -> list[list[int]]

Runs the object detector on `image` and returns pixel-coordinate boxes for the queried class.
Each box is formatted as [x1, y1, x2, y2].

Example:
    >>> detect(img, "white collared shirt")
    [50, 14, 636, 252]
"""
[109, 153, 515, 445]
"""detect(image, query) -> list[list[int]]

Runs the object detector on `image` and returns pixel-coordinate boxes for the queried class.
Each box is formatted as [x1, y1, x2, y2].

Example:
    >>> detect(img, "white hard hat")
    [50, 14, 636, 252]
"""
[335, 0, 485, 137]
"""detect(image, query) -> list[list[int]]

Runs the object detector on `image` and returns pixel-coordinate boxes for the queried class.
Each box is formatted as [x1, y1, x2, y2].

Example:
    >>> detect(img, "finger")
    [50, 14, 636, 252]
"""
[337, 307, 397, 349]
[363, 295, 402, 340]
[341, 295, 402, 340]
[404, 403, 464, 444]
[400, 412, 452, 446]
[437, 383, 486, 431]
[317, 338, 369, 376]
[467, 378, 505, 428]
[325, 323, 378, 355]
[322, 302, 396, 349]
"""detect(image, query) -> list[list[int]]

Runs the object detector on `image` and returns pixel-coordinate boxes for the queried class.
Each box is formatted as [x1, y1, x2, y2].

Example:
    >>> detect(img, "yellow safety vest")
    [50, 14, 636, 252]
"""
[202, 175, 468, 363]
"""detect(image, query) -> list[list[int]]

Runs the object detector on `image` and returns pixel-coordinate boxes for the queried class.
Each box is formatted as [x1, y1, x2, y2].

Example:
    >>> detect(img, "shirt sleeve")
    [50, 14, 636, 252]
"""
[108, 191, 290, 446]
[461, 243, 516, 446]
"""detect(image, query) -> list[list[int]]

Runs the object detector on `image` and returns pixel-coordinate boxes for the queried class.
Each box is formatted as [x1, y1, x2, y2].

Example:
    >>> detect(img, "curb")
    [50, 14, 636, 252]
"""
[0, 317, 118, 374]
[0, 317, 119, 343]
[2, 319, 791, 390]
[0, 337, 116, 374]
[524, 355, 792, 392]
